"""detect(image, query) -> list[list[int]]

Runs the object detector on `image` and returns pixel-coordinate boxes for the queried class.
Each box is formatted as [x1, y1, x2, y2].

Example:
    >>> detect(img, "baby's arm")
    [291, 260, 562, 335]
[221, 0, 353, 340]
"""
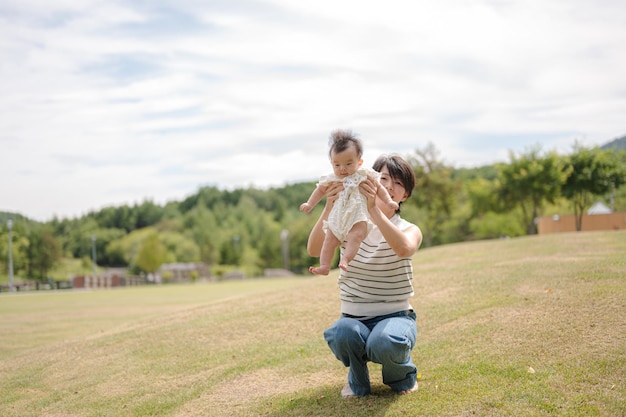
[300, 183, 328, 213]
[376, 181, 399, 210]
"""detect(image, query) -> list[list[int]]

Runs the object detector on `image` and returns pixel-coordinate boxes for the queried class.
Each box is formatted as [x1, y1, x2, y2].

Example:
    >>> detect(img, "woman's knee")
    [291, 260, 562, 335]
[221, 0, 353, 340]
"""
[324, 318, 366, 348]
[366, 330, 412, 364]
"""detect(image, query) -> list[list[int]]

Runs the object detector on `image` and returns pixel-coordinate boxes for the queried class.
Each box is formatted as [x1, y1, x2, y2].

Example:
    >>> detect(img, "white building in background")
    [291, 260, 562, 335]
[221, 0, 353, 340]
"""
[587, 201, 612, 215]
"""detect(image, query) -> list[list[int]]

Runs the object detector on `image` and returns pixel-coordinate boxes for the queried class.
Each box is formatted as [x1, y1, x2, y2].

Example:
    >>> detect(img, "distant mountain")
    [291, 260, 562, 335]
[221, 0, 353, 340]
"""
[601, 135, 626, 151]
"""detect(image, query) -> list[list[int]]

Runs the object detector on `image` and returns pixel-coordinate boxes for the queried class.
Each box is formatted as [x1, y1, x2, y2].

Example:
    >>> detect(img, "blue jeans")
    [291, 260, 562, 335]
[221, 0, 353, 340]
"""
[323, 310, 418, 396]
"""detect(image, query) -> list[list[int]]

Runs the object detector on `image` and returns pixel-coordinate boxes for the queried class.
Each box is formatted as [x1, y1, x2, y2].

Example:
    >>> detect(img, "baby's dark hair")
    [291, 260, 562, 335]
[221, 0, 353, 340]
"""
[328, 129, 363, 159]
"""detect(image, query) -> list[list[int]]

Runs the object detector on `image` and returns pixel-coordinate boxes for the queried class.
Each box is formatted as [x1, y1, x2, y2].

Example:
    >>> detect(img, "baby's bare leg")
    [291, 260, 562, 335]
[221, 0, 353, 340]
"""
[339, 221, 368, 271]
[310, 231, 341, 275]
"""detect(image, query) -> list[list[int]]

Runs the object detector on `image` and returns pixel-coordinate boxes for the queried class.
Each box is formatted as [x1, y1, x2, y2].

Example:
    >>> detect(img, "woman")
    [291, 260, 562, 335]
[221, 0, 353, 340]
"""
[307, 153, 422, 397]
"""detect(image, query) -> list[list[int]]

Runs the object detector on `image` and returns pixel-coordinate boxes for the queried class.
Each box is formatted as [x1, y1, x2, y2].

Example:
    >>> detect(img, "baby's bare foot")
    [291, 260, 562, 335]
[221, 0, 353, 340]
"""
[309, 266, 330, 275]
[339, 256, 352, 271]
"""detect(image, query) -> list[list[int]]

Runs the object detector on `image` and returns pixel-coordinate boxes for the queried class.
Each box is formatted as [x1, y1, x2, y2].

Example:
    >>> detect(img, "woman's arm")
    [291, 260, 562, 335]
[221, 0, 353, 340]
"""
[360, 178, 422, 257]
[306, 182, 343, 257]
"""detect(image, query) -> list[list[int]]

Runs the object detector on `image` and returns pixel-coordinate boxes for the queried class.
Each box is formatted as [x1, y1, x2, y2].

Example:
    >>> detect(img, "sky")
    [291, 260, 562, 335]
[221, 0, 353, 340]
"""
[1, 0, 625, 222]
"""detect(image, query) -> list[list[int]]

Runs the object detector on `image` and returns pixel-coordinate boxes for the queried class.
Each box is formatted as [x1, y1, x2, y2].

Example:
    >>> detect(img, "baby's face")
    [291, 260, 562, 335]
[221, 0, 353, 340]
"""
[330, 144, 362, 178]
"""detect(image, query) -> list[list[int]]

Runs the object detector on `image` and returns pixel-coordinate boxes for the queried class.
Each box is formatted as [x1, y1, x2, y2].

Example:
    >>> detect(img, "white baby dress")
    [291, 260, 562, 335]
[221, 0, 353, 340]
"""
[320, 167, 379, 242]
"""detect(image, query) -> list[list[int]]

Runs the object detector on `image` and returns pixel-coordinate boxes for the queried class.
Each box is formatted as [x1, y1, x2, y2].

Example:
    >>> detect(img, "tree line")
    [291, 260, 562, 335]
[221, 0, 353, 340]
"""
[1, 141, 625, 283]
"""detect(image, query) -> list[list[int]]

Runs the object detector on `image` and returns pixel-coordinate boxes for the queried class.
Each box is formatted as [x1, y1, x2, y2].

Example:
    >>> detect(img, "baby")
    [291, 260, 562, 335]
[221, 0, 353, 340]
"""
[300, 129, 398, 275]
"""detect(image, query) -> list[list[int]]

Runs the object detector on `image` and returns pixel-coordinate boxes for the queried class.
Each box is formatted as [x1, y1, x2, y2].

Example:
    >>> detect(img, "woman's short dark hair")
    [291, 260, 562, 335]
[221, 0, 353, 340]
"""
[372, 154, 416, 198]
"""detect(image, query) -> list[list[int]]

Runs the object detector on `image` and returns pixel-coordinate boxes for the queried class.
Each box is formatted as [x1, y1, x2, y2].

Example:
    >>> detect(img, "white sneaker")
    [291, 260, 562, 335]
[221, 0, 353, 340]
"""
[341, 383, 357, 398]
[398, 382, 418, 395]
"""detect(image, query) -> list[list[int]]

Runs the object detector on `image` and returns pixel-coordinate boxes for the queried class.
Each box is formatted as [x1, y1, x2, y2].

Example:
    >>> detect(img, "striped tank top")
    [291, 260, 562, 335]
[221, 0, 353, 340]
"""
[338, 214, 416, 318]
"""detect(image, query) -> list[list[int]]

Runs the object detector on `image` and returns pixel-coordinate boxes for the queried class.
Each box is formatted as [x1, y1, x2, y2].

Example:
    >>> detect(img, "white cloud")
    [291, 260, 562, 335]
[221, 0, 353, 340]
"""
[1, 0, 625, 221]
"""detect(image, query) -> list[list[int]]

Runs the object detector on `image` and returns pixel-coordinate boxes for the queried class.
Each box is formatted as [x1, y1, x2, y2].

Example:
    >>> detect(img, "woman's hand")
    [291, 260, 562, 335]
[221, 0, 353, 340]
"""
[325, 181, 344, 207]
[359, 176, 378, 210]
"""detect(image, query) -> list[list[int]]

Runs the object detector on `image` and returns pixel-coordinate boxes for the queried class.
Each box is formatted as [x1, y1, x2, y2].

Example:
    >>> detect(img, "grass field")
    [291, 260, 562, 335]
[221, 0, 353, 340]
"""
[1, 231, 624, 417]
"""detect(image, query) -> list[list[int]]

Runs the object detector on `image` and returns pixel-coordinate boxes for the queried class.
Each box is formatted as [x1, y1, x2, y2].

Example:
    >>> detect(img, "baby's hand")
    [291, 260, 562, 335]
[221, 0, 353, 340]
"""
[388, 201, 399, 210]
[300, 203, 310, 213]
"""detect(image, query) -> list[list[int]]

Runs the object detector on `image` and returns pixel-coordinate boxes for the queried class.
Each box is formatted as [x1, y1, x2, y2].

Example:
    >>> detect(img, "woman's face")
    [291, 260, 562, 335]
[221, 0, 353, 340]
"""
[378, 166, 408, 204]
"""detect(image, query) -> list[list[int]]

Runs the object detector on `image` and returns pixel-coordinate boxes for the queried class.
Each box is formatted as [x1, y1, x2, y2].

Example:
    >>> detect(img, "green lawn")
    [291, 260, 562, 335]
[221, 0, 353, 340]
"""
[1, 231, 624, 416]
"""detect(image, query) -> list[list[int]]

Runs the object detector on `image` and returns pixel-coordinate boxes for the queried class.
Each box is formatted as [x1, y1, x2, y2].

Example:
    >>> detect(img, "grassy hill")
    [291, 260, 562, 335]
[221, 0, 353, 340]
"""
[1, 231, 624, 416]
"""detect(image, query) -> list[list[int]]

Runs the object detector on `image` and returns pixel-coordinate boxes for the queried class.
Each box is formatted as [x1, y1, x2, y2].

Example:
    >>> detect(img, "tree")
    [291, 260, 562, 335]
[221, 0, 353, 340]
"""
[90, 205, 137, 232]
[408, 143, 458, 247]
[135, 233, 167, 274]
[23, 228, 61, 281]
[182, 204, 218, 265]
[287, 211, 321, 274]
[160, 231, 200, 262]
[562, 144, 626, 231]
[134, 200, 164, 229]
[463, 175, 526, 239]
[220, 235, 243, 266]
[467, 177, 503, 217]
[498, 146, 566, 235]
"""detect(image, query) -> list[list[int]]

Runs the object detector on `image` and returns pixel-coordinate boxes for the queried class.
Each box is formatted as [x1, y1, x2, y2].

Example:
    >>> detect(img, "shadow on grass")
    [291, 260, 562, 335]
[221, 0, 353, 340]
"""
[257, 384, 402, 417]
